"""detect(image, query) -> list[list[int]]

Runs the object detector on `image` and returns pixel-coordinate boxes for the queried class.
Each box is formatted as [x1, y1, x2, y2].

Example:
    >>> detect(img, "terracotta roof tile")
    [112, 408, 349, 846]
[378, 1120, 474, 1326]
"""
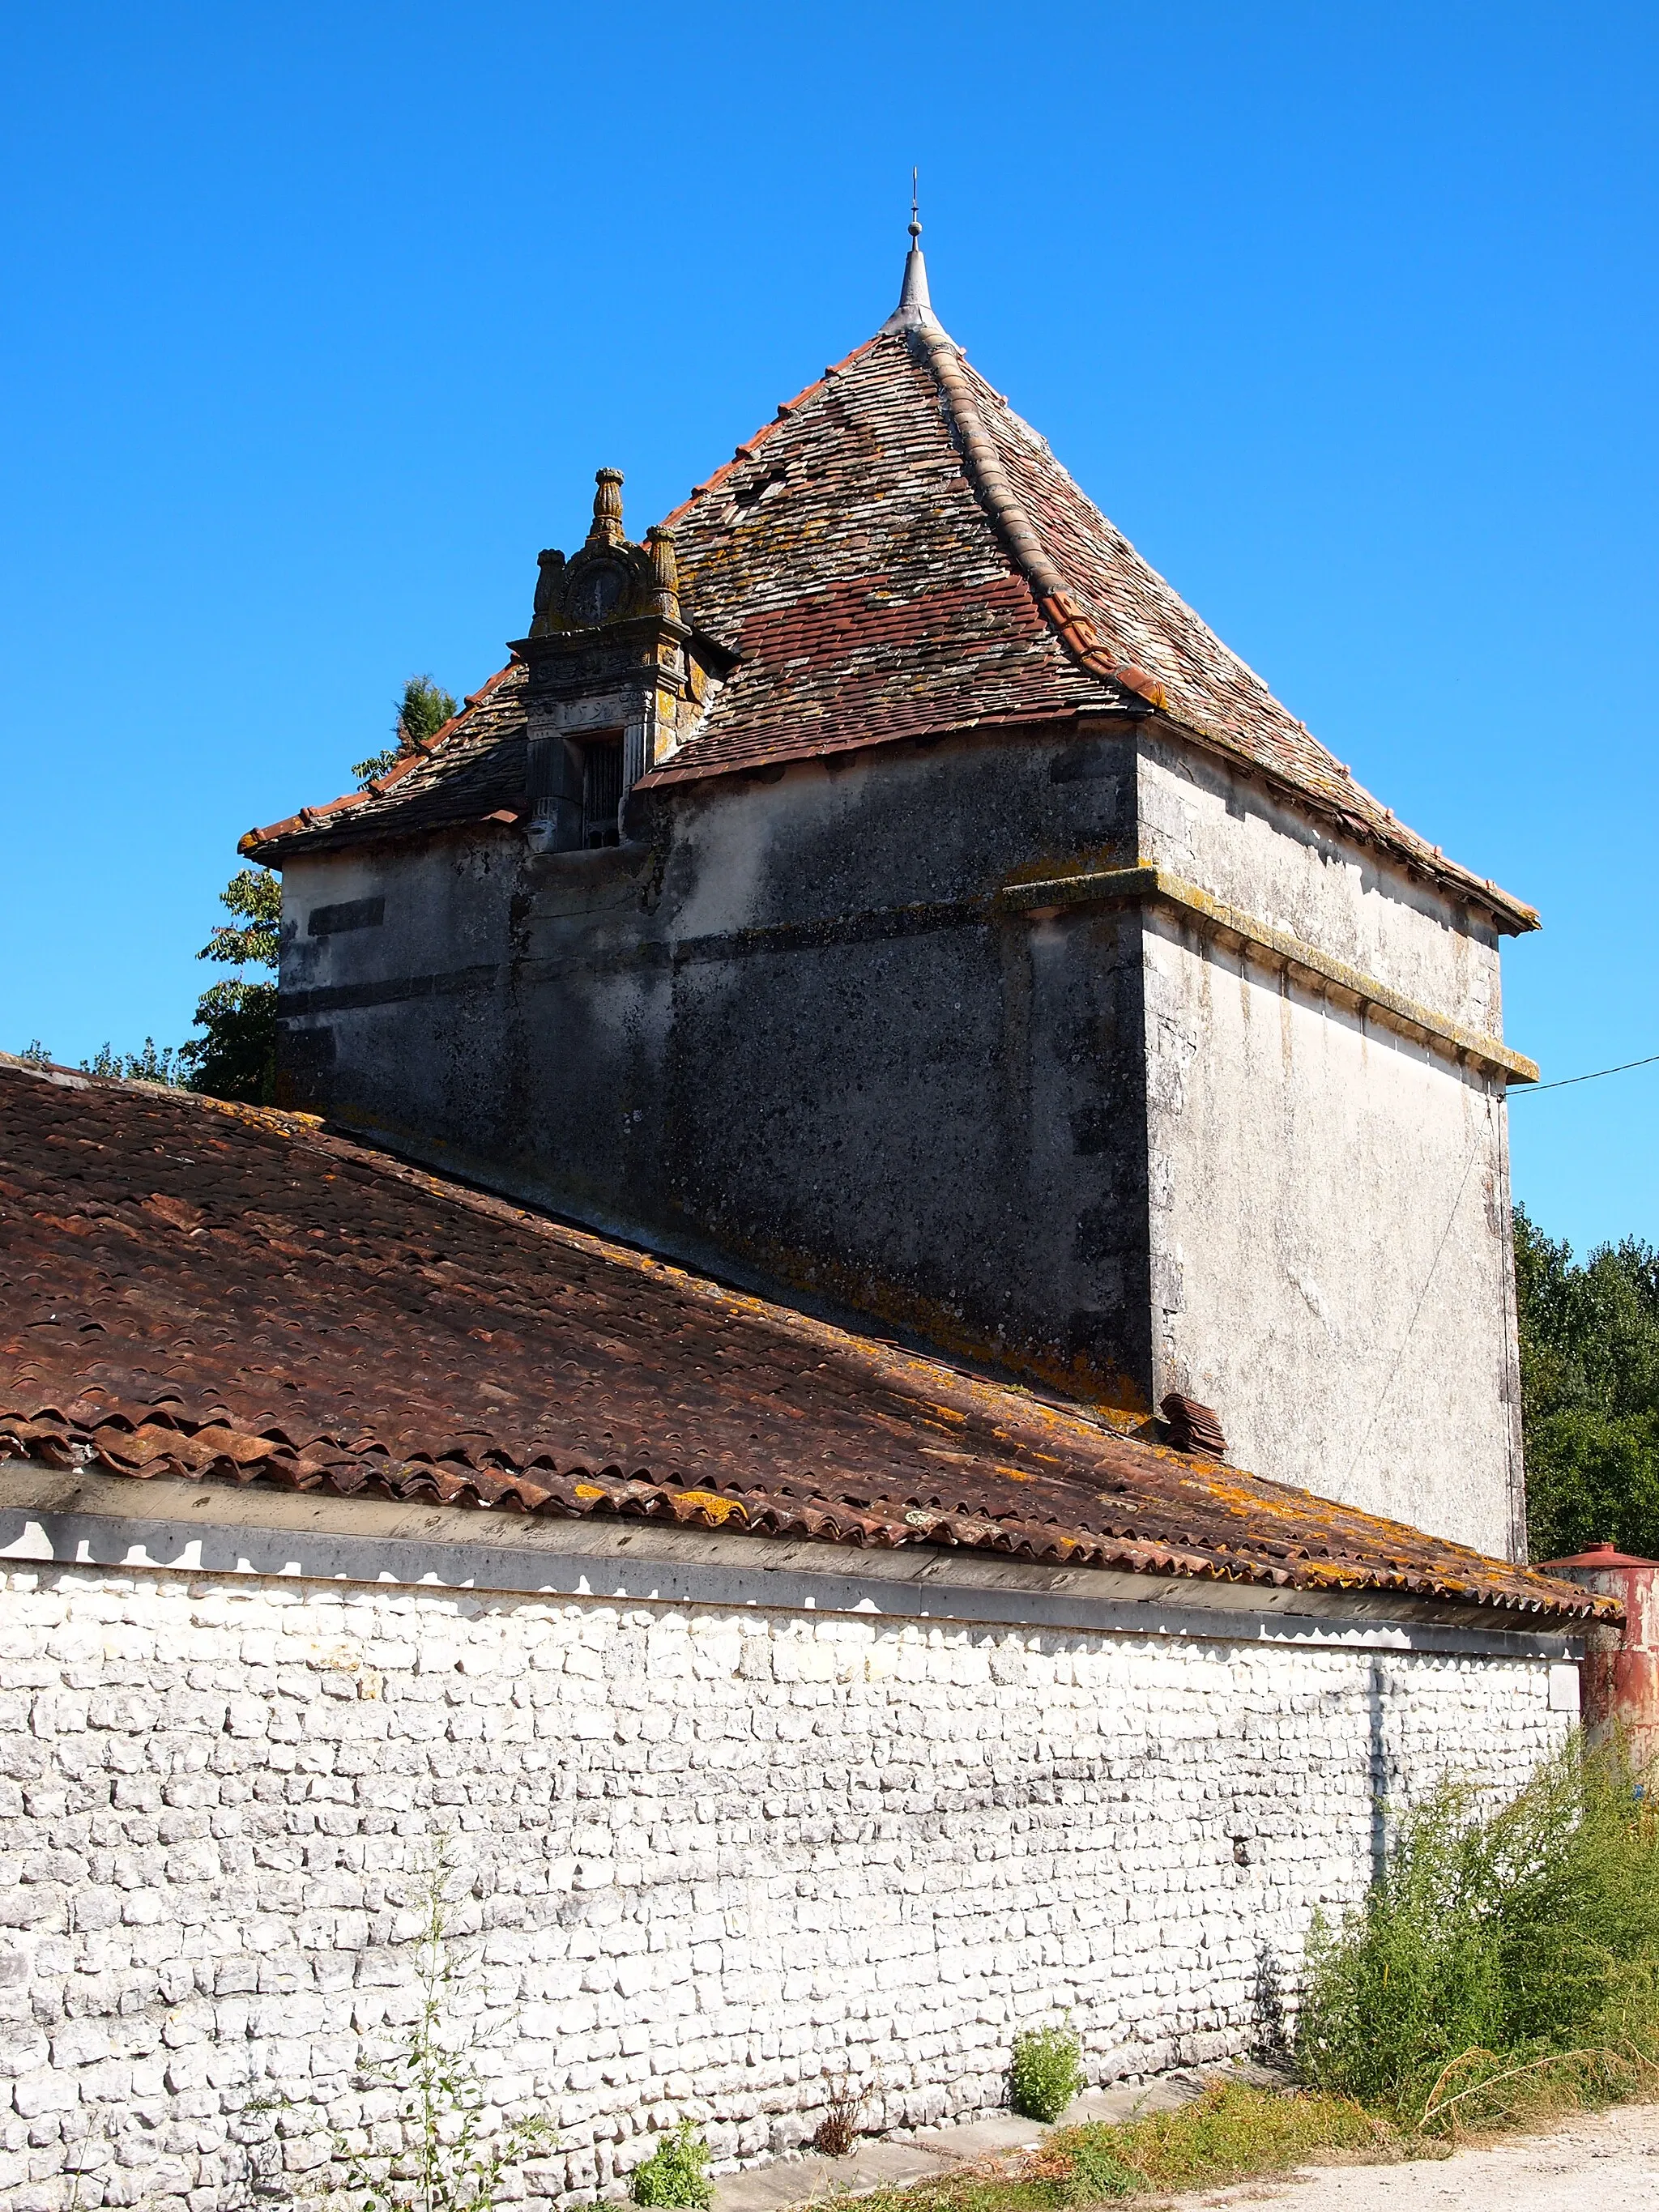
[636, 335, 1102, 782]
[241, 662, 528, 862]
[949, 351, 1530, 924]
[0, 1061, 1604, 1625]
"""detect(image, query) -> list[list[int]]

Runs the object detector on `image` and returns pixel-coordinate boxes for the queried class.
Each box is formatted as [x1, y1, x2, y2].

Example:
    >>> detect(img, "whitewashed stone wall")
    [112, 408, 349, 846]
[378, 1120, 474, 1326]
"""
[1134, 737, 1526, 1558]
[0, 1565, 1573, 2212]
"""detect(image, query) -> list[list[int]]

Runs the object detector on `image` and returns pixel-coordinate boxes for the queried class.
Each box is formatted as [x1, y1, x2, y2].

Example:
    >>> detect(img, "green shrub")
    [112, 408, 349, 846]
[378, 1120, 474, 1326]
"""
[1297, 1738, 1659, 2126]
[1009, 2022, 1084, 2124]
[630, 2121, 714, 2209]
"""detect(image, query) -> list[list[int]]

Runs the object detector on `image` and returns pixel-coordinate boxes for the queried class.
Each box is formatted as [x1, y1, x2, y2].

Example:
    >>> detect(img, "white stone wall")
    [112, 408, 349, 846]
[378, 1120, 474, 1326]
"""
[1136, 739, 1507, 1036]
[0, 1565, 1573, 2212]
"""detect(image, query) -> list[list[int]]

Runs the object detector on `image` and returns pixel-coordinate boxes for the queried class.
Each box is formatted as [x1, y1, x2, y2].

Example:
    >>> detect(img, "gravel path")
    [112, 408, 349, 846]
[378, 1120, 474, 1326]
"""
[1186, 2102, 1659, 2210]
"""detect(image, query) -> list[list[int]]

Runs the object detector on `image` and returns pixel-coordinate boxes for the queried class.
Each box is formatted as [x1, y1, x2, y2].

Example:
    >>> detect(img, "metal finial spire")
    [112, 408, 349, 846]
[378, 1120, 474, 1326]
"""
[881, 168, 943, 335]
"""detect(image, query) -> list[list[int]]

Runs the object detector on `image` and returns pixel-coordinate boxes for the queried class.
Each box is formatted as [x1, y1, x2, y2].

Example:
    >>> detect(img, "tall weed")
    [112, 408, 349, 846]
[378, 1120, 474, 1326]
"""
[1297, 1738, 1659, 2125]
[253, 1843, 556, 2211]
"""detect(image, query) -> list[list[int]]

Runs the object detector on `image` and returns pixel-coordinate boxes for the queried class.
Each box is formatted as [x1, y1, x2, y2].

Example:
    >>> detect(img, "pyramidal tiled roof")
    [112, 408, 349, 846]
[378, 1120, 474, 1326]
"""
[243, 264, 1536, 931]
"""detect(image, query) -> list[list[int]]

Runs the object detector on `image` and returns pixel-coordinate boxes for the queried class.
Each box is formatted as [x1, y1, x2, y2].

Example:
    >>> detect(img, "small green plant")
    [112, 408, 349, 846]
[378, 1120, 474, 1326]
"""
[79, 1037, 183, 1084]
[1060, 2134, 1141, 2199]
[812, 2069, 871, 2158]
[354, 674, 458, 786]
[629, 2120, 714, 2208]
[1009, 2022, 1084, 2125]
[15, 1039, 52, 1067]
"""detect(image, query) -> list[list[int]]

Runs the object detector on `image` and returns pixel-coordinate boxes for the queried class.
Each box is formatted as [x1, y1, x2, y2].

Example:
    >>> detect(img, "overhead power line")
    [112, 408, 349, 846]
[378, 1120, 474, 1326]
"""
[1514, 1050, 1659, 1097]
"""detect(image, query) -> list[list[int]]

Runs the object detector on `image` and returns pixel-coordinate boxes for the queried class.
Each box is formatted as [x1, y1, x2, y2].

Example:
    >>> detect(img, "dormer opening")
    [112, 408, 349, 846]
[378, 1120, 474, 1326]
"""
[581, 735, 623, 848]
[527, 727, 625, 853]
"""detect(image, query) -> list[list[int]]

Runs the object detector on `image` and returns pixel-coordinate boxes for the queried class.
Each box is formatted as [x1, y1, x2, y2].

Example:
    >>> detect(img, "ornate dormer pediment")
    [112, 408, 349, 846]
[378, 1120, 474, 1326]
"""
[529, 470, 683, 639]
[511, 471, 697, 852]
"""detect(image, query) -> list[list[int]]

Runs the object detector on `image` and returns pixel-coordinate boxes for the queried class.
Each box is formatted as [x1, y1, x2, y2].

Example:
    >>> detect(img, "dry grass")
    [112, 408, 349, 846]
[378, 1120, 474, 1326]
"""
[843, 2060, 1659, 2212]
[851, 2083, 1397, 2212]
[1049, 2081, 1391, 2193]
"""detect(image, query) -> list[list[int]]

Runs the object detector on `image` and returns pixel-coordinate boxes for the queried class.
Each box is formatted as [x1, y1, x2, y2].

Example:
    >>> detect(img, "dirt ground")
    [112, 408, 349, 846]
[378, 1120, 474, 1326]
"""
[1186, 2101, 1659, 2210]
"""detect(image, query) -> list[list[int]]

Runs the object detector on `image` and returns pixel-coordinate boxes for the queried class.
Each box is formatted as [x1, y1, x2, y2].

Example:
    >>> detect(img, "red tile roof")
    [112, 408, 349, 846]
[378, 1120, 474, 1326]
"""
[242, 320, 1535, 932]
[240, 662, 530, 862]
[0, 1060, 1605, 1624]
[634, 335, 1104, 779]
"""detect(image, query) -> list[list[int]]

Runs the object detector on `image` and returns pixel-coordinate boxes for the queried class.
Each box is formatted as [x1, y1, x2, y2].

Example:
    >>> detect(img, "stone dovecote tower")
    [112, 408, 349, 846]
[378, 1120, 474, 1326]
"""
[247, 219, 1540, 1558]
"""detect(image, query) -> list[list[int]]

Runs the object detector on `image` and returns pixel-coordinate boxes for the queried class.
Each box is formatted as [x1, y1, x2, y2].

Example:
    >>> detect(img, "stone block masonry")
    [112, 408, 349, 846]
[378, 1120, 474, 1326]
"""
[0, 1565, 1572, 2212]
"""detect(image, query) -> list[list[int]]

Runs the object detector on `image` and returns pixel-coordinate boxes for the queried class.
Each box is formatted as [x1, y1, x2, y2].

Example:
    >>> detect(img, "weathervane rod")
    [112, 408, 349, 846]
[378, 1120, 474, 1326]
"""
[881, 163, 938, 332]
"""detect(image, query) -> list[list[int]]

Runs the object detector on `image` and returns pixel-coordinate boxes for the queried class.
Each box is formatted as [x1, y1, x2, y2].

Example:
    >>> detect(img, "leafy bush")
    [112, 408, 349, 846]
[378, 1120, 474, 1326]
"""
[1515, 1204, 1659, 1561]
[1009, 2022, 1084, 2124]
[181, 867, 280, 1104]
[629, 2121, 714, 2209]
[1297, 1739, 1659, 2125]
[178, 978, 277, 1103]
[1525, 1405, 1659, 1566]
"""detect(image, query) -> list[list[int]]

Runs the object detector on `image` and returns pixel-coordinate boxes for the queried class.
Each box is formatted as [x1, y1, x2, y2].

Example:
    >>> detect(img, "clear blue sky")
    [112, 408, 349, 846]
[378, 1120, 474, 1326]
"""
[2, 2, 1653, 1258]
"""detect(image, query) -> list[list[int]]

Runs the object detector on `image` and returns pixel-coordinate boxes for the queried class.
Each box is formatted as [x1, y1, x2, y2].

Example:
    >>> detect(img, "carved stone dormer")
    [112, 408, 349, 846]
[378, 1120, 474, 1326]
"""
[513, 471, 690, 852]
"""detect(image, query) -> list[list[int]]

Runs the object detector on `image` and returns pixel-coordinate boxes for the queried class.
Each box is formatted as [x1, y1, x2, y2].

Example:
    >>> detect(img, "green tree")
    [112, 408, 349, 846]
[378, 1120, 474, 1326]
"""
[353, 672, 458, 787]
[1515, 1203, 1659, 1562]
[80, 1038, 183, 1085]
[178, 867, 280, 1105]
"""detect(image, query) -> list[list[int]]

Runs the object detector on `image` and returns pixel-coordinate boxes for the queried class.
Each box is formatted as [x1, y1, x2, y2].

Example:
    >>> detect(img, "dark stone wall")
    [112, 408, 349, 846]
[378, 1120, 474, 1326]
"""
[275, 722, 1155, 1409]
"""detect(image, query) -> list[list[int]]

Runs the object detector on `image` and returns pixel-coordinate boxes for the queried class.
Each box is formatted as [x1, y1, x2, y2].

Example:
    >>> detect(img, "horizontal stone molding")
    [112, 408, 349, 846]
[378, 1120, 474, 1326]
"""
[1002, 863, 1538, 1085]
[1, 1467, 1580, 1662]
[276, 903, 998, 1021]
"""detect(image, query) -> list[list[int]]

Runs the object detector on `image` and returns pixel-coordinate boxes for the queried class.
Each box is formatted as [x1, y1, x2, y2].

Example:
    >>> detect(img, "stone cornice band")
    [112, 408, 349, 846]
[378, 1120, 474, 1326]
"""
[1003, 864, 1538, 1085]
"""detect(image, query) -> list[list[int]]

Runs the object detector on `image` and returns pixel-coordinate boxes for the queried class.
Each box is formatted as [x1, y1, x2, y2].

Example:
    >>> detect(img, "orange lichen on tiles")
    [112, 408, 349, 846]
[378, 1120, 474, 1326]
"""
[669, 1490, 748, 1525]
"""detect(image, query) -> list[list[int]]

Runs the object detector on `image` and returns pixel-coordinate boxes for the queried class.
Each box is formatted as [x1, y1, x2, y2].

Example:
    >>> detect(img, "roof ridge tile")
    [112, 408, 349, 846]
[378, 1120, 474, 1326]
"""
[241, 660, 522, 859]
